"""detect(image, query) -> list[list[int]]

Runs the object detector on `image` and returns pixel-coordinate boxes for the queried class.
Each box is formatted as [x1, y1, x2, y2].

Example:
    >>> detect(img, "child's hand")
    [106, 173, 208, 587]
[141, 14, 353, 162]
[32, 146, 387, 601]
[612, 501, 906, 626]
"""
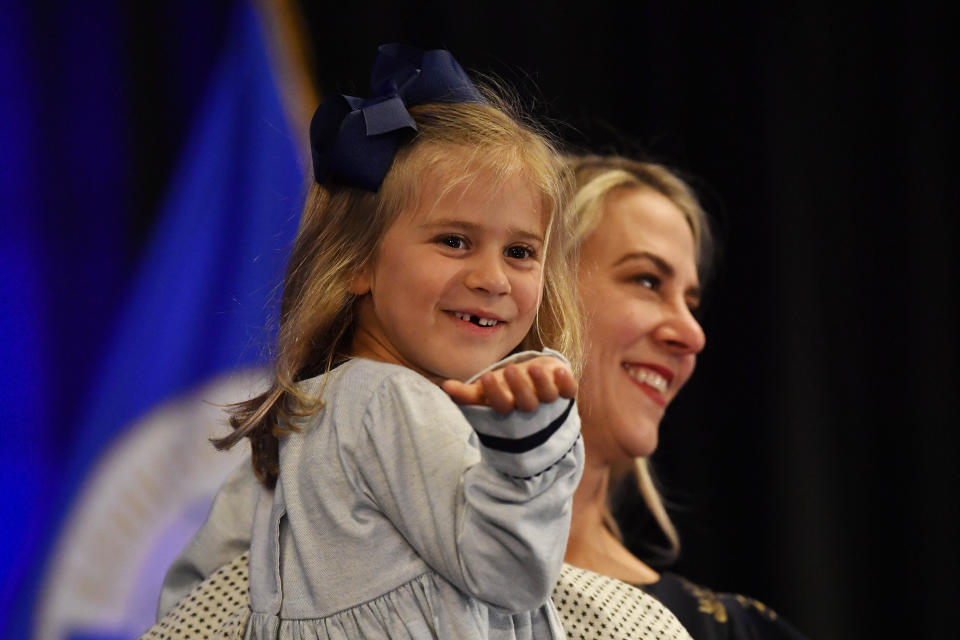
[442, 356, 577, 414]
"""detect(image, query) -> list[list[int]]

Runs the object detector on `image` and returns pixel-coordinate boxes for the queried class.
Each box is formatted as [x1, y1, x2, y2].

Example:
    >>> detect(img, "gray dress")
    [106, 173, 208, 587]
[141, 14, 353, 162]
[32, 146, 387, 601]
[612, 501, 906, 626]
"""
[176, 353, 582, 639]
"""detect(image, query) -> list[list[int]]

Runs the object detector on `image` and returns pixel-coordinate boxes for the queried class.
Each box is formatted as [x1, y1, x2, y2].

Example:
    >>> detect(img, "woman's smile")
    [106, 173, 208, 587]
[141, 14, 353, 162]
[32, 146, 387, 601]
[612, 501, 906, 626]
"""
[622, 363, 674, 407]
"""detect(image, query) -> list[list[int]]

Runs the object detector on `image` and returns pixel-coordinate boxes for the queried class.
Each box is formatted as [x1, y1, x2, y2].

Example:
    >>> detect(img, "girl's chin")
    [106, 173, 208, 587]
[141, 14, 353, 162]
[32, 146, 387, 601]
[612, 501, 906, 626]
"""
[430, 356, 513, 383]
[419, 365, 481, 385]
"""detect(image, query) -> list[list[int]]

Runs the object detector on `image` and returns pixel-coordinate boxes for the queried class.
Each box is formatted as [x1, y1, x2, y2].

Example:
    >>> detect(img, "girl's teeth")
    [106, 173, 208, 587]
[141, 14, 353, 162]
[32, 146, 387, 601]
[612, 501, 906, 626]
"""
[625, 366, 668, 393]
[453, 312, 498, 327]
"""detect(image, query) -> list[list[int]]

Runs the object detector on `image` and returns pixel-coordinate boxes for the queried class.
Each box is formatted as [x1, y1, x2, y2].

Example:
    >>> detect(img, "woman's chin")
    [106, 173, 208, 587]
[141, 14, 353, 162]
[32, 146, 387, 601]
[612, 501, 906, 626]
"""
[627, 441, 658, 461]
[619, 422, 660, 460]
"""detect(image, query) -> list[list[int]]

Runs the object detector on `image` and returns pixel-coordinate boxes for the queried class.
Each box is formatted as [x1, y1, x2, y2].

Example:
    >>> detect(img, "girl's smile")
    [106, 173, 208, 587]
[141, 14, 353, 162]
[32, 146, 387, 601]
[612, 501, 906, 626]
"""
[446, 309, 507, 334]
[349, 164, 547, 383]
[449, 310, 504, 327]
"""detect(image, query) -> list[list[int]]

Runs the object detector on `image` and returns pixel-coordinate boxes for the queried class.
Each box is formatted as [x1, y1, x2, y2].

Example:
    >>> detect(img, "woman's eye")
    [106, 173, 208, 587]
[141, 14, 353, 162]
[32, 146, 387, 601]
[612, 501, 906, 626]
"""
[632, 274, 660, 289]
[688, 301, 703, 321]
[506, 245, 535, 260]
[438, 235, 466, 249]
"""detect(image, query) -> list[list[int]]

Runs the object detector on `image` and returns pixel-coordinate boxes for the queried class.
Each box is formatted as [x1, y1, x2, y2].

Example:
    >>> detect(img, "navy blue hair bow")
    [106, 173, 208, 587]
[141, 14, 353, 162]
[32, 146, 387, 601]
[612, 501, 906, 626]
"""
[310, 44, 485, 191]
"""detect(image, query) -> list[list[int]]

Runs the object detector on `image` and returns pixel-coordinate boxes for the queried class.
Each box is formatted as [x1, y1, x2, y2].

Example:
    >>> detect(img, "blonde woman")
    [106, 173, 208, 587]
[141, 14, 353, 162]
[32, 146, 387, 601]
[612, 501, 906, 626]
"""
[556, 155, 807, 639]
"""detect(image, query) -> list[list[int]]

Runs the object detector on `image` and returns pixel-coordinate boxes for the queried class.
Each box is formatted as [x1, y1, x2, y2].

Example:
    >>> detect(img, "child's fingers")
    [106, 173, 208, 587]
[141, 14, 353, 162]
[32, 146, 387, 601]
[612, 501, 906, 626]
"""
[441, 379, 485, 405]
[504, 365, 539, 413]
[444, 357, 575, 411]
[553, 365, 578, 398]
[528, 365, 560, 404]
[480, 371, 516, 414]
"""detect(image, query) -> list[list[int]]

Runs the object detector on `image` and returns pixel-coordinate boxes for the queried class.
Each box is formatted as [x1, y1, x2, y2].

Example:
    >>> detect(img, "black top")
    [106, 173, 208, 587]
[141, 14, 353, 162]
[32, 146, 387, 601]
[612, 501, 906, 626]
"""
[639, 573, 809, 640]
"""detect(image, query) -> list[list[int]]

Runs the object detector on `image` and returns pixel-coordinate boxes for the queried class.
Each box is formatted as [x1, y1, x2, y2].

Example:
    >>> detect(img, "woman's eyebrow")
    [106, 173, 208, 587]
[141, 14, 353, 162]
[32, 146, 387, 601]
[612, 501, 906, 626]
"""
[614, 251, 702, 299]
[612, 251, 673, 273]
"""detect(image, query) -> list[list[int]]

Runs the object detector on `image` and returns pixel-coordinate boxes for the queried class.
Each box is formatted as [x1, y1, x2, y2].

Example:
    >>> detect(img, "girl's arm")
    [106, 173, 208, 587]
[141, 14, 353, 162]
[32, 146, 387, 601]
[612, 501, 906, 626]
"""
[352, 355, 583, 613]
[442, 354, 577, 414]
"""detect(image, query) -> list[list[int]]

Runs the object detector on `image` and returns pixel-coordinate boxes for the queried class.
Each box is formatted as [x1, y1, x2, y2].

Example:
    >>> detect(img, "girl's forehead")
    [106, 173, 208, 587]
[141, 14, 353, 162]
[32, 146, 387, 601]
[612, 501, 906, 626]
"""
[404, 165, 548, 232]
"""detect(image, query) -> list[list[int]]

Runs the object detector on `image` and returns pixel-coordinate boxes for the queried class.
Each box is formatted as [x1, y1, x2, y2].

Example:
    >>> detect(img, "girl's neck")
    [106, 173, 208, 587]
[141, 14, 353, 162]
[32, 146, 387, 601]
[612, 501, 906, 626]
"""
[349, 312, 445, 385]
[565, 452, 660, 586]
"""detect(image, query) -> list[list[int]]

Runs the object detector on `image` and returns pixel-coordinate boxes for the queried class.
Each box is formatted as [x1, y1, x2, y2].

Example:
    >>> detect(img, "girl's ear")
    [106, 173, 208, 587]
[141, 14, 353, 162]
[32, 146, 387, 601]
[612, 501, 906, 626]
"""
[349, 264, 372, 296]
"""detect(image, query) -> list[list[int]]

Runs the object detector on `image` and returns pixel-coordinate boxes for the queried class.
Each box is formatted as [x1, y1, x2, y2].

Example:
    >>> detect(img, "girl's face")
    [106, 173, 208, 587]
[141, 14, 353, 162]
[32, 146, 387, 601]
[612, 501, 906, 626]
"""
[577, 186, 706, 465]
[350, 168, 547, 382]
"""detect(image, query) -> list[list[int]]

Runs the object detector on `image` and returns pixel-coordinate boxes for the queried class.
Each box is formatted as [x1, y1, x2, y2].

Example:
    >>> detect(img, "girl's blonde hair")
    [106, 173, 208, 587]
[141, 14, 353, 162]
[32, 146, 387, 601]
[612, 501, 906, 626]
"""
[214, 96, 581, 486]
[566, 153, 713, 562]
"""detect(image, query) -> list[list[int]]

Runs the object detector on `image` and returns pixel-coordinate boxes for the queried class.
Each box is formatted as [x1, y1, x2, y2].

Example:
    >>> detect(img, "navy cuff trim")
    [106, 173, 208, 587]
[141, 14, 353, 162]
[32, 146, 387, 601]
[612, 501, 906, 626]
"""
[476, 399, 575, 454]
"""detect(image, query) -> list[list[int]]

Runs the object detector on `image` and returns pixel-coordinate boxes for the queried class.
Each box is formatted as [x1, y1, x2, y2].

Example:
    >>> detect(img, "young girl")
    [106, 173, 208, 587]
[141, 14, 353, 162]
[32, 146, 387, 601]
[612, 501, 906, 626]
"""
[213, 45, 584, 638]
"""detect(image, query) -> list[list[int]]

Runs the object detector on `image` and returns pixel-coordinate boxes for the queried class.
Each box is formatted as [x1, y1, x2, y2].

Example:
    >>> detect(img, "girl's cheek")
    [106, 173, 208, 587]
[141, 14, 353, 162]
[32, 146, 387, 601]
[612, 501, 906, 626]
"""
[518, 272, 543, 308]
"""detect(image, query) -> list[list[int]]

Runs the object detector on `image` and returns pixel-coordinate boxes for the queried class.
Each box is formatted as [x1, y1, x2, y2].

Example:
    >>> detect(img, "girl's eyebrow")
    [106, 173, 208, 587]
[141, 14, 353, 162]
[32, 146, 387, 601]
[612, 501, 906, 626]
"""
[422, 218, 544, 244]
[613, 251, 702, 300]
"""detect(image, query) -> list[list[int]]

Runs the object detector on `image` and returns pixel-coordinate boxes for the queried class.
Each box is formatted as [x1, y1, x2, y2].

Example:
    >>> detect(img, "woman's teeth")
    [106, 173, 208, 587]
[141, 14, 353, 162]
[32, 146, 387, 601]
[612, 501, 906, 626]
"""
[453, 311, 499, 327]
[625, 366, 668, 394]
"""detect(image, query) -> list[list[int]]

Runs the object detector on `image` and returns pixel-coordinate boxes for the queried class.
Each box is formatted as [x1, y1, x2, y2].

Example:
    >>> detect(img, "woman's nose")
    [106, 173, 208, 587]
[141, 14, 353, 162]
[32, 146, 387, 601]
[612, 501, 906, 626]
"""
[464, 252, 511, 295]
[656, 302, 706, 355]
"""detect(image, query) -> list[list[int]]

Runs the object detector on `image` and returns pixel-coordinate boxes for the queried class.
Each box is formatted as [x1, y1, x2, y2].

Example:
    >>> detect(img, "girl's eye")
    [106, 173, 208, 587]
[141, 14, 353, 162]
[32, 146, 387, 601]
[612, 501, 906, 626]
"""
[506, 245, 535, 260]
[438, 235, 466, 249]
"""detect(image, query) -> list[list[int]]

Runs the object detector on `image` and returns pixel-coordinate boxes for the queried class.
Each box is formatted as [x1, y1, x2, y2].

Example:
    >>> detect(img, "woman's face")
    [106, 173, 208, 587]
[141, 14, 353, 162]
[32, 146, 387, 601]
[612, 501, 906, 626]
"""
[577, 186, 706, 465]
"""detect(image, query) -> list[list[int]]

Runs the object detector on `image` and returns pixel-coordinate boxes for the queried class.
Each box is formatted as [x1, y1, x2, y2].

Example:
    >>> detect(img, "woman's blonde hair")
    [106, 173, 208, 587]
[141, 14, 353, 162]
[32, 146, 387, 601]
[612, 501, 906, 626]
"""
[566, 153, 713, 562]
[214, 96, 581, 486]
[567, 154, 712, 280]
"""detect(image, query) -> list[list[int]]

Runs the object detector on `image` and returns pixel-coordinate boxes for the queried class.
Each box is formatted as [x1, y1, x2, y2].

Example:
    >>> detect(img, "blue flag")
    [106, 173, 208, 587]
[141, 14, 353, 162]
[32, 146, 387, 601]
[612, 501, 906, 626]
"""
[3, 2, 304, 636]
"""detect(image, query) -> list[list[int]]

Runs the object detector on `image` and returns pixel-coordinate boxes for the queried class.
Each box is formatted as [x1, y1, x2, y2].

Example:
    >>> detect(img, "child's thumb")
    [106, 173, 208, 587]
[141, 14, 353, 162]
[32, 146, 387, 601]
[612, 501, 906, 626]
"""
[441, 379, 485, 405]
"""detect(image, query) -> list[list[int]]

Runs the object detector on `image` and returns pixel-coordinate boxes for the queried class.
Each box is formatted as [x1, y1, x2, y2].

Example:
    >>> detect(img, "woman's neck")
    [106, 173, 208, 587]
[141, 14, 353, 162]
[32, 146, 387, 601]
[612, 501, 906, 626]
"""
[565, 454, 660, 586]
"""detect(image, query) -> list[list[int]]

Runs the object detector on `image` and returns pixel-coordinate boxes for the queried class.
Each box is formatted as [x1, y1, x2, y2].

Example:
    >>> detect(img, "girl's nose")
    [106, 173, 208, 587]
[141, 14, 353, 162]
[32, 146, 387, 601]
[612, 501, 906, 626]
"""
[655, 302, 706, 355]
[464, 253, 511, 295]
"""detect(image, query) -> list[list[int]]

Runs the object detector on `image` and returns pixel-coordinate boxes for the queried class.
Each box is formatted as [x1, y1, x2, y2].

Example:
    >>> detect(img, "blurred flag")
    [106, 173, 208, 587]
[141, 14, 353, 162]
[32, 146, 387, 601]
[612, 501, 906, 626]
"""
[2, 1, 312, 637]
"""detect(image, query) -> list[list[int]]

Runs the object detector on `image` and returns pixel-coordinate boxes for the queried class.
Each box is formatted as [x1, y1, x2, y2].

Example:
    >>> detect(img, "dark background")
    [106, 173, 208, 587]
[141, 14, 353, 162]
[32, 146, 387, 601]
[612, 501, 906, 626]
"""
[299, 3, 960, 637]
[4, 1, 956, 638]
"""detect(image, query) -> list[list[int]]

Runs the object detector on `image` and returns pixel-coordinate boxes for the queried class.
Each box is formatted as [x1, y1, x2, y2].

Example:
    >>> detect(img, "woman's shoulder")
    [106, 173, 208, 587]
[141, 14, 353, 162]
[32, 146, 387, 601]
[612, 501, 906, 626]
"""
[553, 563, 693, 639]
[642, 573, 809, 640]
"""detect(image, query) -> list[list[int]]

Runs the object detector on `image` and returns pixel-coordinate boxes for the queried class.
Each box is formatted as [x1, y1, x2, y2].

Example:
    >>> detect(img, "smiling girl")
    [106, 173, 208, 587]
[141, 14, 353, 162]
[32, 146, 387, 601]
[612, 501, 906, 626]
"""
[211, 45, 584, 639]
